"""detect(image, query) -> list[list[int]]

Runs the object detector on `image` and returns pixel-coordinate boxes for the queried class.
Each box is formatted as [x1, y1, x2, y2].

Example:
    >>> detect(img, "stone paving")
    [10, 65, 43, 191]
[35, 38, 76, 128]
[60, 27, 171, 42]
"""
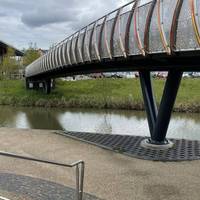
[0, 173, 100, 200]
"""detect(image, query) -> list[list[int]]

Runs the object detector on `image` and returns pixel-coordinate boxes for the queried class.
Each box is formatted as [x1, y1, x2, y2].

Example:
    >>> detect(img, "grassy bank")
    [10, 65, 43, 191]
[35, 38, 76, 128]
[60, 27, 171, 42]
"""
[0, 78, 199, 112]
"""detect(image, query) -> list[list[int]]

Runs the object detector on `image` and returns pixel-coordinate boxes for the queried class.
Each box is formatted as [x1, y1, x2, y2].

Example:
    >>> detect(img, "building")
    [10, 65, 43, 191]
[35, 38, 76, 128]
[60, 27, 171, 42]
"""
[0, 40, 24, 64]
[38, 48, 48, 56]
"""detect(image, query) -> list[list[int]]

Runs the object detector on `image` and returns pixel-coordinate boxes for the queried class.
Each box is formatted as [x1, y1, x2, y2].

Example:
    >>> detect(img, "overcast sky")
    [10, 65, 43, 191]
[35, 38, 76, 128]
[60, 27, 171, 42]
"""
[0, 0, 129, 50]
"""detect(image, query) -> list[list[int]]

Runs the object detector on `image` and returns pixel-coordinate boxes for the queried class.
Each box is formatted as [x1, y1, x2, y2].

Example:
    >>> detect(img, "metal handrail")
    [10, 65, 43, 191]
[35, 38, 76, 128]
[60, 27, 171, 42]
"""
[53, 0, 136, 49]
[0, 151, 85, 200]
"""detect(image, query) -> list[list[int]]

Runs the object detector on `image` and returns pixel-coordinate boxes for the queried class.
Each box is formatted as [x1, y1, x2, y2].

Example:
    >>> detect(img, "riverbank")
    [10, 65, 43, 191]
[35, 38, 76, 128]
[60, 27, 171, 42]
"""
[0, 79, 199, 112]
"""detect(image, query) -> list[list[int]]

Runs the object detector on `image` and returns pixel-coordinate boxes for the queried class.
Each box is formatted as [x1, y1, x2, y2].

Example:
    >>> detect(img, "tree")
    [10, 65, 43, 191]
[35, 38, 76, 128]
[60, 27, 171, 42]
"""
[0, 47, 19, 79]
[23, 44, 41, 67]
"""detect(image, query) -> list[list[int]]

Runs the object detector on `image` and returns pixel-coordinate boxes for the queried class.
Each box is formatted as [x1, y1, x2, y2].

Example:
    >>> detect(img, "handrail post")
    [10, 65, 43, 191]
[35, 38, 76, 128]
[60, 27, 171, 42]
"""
[76, 165, 80, 200]
[79, 162, 85, 200]
[76, 162, 85, 200]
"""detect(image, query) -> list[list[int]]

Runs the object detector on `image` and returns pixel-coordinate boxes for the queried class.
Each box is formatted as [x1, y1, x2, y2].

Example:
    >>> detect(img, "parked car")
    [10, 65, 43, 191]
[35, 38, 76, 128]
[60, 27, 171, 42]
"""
[89, 73, 104, 79]
[157, 72, 168, 78]
[126, 72, 136, 78]
[192, 72, 200, 78]
[135, 72, 139, 78]
[103, 72, 115, 78]
[183, 72, 191, 78]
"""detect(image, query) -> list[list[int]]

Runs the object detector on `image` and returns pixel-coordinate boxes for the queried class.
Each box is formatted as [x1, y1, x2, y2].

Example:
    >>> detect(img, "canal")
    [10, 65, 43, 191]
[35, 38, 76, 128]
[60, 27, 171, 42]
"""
[0, 106, 199, 140]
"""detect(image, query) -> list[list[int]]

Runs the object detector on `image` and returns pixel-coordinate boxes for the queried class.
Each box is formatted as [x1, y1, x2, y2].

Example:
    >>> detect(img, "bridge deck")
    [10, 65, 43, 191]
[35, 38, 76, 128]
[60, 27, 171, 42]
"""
[25, 0, 200, 79]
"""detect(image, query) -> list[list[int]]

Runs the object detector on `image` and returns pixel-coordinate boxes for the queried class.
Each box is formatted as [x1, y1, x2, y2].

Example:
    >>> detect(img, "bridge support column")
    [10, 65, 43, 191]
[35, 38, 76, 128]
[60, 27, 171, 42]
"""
[25, 78, 30, 90]
[139, 71, 157, 137]
[139, 70, 183, 148]
[43, 79, 51, 94]
[33, 82, 39, 90]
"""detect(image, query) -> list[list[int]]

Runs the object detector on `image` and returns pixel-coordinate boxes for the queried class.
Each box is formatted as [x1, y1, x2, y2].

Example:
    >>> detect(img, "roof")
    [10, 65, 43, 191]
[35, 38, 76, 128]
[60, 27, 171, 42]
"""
[38, 48, 48, 56]
[0, 40, 24, 56]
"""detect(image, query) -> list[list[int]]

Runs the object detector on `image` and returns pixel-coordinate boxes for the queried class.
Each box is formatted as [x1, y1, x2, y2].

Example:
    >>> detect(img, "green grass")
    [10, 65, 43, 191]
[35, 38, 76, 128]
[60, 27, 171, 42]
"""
[0, 78, 199, 112]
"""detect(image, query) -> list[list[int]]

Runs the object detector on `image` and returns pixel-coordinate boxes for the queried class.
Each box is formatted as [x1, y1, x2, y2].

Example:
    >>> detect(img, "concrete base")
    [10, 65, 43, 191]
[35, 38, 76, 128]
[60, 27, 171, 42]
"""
[141, 138, 174, 150]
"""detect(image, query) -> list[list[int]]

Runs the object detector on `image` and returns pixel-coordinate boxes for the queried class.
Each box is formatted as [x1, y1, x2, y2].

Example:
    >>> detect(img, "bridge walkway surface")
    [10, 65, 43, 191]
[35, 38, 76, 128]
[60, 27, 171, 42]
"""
[0, 128, 199, 200]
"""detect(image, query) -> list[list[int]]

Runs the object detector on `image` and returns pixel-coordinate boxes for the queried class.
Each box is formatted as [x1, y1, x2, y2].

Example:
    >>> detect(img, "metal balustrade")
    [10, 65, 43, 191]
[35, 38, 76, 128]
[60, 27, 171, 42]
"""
[0, 151, 84, 200]
[25, 0, 200, 78]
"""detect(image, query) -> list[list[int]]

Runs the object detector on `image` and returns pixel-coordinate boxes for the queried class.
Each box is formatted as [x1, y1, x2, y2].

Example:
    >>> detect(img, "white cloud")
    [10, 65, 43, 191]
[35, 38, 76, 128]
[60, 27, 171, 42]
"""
[0, 0, 127, 49]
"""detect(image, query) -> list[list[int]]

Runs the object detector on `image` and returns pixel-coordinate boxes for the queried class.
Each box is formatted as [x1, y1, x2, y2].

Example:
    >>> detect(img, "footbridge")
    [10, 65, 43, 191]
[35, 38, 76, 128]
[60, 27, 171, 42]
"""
[25, 0, 200, 147]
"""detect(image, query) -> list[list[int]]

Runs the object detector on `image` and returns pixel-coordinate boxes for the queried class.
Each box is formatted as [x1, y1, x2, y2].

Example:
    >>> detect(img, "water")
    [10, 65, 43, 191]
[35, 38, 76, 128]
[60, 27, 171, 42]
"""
[0, 106, 199, 140]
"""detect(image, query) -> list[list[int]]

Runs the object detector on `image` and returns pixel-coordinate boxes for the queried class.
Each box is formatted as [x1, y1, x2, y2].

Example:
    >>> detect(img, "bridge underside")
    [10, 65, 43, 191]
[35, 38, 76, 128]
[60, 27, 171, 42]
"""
[26, 55, 198, 147]
[27, 53, 200, 80]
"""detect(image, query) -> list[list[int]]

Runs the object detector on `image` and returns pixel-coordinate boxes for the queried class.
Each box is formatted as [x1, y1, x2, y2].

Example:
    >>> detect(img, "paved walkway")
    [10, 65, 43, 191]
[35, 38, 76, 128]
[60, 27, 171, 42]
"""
[0, 173, 99, 200]
[0, 128, 199, 200]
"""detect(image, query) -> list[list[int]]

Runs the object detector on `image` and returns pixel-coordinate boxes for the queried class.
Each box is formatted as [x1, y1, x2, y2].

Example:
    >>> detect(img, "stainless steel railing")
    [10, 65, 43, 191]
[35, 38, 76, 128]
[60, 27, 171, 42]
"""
[0, 151, 85, 200]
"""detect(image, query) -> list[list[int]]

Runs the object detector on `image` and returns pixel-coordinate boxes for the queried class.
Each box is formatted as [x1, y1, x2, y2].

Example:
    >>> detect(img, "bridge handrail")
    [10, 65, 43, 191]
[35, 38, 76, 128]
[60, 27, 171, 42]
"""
[25, 0, 200, 78]
[26, 0, 137, 76]
[0, 151, 85, 200]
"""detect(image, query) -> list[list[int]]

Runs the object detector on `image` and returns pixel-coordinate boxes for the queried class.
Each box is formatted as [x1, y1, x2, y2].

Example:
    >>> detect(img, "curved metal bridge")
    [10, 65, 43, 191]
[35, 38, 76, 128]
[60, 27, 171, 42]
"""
[25, 0, 200, 147]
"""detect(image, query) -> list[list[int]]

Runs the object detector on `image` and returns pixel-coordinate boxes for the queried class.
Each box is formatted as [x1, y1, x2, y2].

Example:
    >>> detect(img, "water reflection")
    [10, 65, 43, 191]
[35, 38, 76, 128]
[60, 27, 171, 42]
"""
[0, 106, 63, 130]
[0, 106, 199, 140]
[15, 112, 31, 129]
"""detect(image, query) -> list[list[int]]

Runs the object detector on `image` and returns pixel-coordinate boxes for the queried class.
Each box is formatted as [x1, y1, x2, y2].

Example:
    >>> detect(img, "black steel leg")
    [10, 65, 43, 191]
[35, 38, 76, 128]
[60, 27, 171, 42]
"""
[25, 78, 30, 90]
[44, 79, 51, 94]
[33, 82, 39, 90]
[151, 70, 183, 143]
[139, 71, 157, 137]
[139, 70, 183, 146]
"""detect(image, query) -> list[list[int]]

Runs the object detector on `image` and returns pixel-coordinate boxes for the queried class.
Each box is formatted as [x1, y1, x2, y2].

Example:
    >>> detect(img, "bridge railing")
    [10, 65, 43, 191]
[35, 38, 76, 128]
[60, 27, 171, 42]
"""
[0, 151, 85, 200]
[26, 0, 200, 77]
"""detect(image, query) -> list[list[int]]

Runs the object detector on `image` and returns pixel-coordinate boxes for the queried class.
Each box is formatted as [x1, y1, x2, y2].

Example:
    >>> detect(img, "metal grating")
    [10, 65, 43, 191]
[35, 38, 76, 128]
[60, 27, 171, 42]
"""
[161, 0, 178, 44]
[176, 0, 198, 51]
[62, 131, 200, 161]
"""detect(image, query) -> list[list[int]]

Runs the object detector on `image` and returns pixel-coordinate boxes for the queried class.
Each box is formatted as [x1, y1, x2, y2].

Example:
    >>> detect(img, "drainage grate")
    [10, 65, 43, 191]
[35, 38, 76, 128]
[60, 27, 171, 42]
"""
[63, 131, 200, 161]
